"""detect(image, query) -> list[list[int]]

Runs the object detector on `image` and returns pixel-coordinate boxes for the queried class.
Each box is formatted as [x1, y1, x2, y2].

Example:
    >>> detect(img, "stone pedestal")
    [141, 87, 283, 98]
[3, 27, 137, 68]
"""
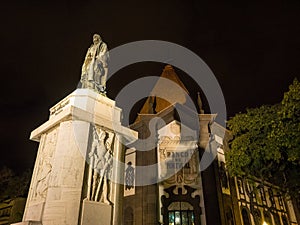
[12, 222, 42, 225]
[81, 200, 112, 225]
[13, 89, 137, 225]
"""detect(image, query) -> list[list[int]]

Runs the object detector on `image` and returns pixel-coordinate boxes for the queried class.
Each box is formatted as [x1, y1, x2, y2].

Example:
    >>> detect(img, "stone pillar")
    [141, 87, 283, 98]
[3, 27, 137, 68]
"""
[13, 89, 137, 225]
[111, 134, 125, 225]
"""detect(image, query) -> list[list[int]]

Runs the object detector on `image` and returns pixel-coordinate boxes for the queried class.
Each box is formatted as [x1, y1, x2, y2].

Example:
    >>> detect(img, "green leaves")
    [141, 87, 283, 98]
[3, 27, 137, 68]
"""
[226, 78, 300, 196]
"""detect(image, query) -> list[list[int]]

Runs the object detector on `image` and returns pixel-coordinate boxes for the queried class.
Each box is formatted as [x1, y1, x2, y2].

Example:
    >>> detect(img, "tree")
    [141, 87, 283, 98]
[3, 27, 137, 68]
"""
[226, 78, 300, 197]
[0, 166, 32, 201]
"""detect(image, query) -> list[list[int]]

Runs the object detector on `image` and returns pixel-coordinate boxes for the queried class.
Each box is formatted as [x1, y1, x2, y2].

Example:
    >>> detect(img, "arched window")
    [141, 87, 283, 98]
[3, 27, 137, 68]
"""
[281, 215, 289, 225]
[253, 209, 261, 225]
[124, 207, 134, 225]
[161, 186, 201, 225]
[273, 214, 280, 225]
[263, 211, 272, 225]
[168, 201, 195, 225]
[241, 208, 251, 225]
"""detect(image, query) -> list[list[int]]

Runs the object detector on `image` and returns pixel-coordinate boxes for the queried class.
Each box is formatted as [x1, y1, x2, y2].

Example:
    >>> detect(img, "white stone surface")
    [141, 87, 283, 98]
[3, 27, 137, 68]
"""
[50, 89, 117, 120]
[23, 120, 90, 225]
[80, 200, 112, 225]
[22, 201, 45, 221]
[31, 89, 137, 143]
[18, 89, 138, 225]
[12, 222, 42, 225]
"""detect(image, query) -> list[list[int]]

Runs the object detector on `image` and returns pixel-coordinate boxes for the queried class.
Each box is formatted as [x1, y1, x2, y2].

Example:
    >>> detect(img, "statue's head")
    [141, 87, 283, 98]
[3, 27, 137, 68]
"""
[93, 34, 102, 44]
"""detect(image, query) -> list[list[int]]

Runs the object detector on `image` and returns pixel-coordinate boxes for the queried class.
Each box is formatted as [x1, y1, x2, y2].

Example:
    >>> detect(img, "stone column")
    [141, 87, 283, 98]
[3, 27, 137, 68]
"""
[111, 134, 125, 225]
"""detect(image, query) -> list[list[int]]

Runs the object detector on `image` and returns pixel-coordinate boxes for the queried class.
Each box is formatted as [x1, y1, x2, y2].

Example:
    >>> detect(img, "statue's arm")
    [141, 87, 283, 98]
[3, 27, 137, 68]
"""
[81, 47, 92, 73]
[100, 42, 108, 53]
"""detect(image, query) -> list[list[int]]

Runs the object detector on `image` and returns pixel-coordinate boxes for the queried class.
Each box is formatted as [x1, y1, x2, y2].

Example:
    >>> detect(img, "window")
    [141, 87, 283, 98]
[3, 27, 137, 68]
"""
[237, 179, 244, 195]
[281, 215, 289, 225]
[241, 208, 251, 225]
[260, 188, 266, 202]
[278, 195, 284, 210]
[263, 211, 272, 225]
[167, 201, 196, 225]
[268, 189, 275, 207]
[273, 214, 280, 225]
[168, 210, 194, 225]
[253, 209, 261, 225]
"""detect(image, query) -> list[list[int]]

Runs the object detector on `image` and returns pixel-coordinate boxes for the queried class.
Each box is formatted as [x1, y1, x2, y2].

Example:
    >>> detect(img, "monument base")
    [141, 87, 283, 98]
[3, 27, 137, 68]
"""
[11, 221, 42, 225]
[81, 199, 112, 225]
[16, 89, 137, 225]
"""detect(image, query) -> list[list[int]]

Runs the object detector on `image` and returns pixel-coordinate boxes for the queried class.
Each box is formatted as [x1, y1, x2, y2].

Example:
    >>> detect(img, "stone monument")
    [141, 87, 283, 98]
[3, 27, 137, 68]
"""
[13, 34, 137, 225]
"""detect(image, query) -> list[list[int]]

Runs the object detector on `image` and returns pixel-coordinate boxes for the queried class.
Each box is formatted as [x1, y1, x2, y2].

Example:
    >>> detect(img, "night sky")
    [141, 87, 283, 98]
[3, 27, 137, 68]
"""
[1, 0, 300, 173]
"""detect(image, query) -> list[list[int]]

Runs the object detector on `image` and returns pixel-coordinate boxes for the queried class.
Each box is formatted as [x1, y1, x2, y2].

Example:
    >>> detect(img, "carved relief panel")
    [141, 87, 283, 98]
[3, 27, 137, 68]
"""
[86, 125, 115, 204]
[30, 128, 58, 202]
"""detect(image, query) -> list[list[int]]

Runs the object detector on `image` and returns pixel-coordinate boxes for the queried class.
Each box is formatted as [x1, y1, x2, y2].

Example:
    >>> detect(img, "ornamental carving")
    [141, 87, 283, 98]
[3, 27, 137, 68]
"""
[86, 126, 114, 204]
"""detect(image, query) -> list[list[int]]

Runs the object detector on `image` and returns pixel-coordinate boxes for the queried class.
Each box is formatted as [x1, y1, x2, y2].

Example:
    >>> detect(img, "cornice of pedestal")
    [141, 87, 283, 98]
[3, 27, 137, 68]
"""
[30, 88, 138, 143]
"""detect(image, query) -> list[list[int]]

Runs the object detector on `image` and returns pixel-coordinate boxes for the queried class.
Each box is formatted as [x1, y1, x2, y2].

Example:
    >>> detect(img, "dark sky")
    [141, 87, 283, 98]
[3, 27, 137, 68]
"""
[1, 0, 300, 173]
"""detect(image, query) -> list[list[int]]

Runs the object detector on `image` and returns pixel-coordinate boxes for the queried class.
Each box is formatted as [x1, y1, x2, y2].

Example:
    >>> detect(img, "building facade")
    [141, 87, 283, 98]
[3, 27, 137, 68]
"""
[122, 65, 299, 225]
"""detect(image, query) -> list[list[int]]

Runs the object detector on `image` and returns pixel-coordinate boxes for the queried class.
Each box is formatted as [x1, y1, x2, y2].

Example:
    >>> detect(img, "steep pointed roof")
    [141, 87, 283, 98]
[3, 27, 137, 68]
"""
[136, 65, 190, 118]
[159, 65, 189, 94]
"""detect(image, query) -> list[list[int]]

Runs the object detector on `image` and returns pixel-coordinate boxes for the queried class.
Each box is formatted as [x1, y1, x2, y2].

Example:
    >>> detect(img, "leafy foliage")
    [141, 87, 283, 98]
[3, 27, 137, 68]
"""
[226, 78, 300, 196]
[0, 166, 32, 201]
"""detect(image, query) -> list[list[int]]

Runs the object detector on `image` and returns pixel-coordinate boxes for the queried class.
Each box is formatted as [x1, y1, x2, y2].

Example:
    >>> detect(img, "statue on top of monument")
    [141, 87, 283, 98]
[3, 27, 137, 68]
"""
[80, 33, 109, 94]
